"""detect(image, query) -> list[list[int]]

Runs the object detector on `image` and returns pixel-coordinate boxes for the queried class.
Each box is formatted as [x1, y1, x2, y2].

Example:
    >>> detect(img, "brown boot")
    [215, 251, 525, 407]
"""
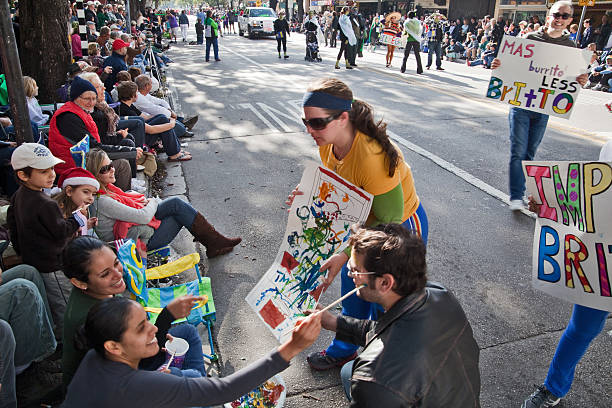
[189, 213, 242, 258]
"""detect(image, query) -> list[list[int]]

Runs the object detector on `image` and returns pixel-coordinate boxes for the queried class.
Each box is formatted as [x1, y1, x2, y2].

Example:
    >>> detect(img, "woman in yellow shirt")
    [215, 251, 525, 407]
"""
[289, 77, 428, 370]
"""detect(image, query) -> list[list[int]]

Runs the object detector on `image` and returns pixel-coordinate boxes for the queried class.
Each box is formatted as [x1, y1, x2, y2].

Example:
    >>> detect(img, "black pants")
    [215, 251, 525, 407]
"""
[277, 36, 287, 53]
[402, 41, 423, 73]
[330, 29, 338, 47]
[337, 39, 348, 61]
[347, 43, 356, 65]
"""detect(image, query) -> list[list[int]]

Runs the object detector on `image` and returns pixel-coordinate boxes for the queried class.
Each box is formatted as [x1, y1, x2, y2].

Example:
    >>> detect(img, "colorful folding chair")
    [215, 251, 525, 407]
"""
[116, 239, 218, 361]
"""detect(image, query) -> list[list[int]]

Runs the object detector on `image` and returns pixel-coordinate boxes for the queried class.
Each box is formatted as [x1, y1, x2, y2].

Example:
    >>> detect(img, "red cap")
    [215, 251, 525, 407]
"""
[112, 39, 130, 50]
[58, 167, 100, 190]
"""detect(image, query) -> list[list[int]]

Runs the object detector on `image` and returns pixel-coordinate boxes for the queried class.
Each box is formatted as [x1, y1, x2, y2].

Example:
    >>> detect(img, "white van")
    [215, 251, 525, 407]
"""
[238, 7, 277, 38]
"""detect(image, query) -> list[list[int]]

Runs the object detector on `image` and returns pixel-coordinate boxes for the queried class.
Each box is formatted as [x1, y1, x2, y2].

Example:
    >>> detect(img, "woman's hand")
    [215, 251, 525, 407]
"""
[165, 295, 204, 320]
[576, 73, 588, 87]
[104, 66, 113, 74]
[86, 217, 98, 230]
[117, 128, 129, 139]
[277, 313, 322, 362]
[136, 147, 143, 160]
[285, 185, 303, 210]
[491, 58, 501, 70]
[527, 195, 541, 215]
[320, 252, 349, 290]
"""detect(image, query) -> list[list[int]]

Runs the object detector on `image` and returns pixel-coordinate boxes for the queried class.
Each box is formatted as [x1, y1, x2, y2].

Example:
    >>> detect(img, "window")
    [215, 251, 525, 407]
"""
[250, 9, 276, 17]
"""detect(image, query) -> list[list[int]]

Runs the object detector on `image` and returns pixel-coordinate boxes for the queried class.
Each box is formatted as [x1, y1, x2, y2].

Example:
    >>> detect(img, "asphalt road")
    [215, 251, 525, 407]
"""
[165, 20, 611, 408]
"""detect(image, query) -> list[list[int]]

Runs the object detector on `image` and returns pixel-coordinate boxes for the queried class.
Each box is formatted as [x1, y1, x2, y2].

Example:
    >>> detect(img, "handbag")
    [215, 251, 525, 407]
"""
[205, 23, 212, 38]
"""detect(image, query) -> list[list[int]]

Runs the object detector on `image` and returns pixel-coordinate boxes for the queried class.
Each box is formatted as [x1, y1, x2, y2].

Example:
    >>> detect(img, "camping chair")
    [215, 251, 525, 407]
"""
[115, 239, 218, 361]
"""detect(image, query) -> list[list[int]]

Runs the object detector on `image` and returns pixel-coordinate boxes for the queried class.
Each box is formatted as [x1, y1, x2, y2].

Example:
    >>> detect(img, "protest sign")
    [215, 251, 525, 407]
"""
[523, 161, 612, 312]
[379, 33, 406, 47]
[486, 35, 591, 119]
[246, 162, 373, 341]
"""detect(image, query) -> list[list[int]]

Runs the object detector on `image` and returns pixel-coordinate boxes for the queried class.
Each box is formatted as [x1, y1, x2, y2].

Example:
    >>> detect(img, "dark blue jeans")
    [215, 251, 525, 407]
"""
[145, 114, 181, 156]
[427, 41, 442, 68]
[118, 116, 146, 147]
[508, 107, 549, 200]
[147, 197, 197, 250]
[205, 38, 219, 61]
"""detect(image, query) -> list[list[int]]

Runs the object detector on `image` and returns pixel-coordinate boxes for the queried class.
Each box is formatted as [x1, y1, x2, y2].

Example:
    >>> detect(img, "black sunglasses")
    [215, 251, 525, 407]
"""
[99, 163, 114, 174]
[552, 12, 572, 20]
[302, 112, 343, 130]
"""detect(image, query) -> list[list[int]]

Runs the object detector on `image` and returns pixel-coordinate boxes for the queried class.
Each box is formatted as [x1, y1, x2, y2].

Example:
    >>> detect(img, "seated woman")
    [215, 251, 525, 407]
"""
[87, 148, 241, 256]
[48, 76, 140, 192]
[61, 236, 207, 389]
[63, 296, 321, 407]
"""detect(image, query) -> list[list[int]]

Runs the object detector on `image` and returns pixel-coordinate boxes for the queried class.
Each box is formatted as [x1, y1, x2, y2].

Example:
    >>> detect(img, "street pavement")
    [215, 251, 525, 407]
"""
[163, 19, 611, 407]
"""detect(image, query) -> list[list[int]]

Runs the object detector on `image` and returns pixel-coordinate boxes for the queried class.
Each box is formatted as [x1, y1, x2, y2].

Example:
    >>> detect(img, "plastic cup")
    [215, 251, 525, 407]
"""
[164, 337, 189, 369]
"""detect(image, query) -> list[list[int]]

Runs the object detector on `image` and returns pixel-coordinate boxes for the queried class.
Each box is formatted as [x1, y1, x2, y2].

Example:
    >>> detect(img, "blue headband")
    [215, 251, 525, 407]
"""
[302, 91, 353, 111]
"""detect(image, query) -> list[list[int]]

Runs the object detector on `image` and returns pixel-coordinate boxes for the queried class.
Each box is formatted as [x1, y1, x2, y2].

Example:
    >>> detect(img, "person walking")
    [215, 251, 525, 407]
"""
[274, 11, 290, 59]
[401, 11, 423, 74]
[179, 10, 189, 42]
[335, 7, 356, 70]
[330, 12, 339, 47]
[383, 12, 401, 68]
[204, 10, 221, 62]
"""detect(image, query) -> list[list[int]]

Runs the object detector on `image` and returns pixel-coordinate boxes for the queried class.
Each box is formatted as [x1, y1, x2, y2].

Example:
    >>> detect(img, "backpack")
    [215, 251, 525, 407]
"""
[0, 75, 8, 106]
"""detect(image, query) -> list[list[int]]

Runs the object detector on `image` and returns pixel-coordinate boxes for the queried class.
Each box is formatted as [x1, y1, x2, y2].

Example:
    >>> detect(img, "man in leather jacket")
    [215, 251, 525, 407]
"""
[317, 224, 481, 407]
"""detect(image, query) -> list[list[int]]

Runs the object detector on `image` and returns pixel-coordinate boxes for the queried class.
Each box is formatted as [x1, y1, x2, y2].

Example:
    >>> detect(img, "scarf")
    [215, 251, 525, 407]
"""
[94, 100, 118, 137]
[98, 183, 161, 240]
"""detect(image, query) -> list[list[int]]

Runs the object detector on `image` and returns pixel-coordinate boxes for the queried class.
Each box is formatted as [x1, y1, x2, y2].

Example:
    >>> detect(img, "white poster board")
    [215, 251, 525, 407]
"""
[379, 33, 406, 47]
[523, 161, 612, 312]
[486, 35, 591, 119]
[246, 162, 373, 341]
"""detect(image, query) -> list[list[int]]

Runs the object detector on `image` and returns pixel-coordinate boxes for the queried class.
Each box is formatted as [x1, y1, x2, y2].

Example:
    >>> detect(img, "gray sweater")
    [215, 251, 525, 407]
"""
[92, 195, 160, 241]
[62, 349, 290, 407]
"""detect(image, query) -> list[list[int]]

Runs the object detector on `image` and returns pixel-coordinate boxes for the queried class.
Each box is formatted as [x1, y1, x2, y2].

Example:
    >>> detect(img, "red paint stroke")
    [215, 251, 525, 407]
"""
[260, 300, 286, 329]
[281, 251, 299, 272]
[309, 284, 324, 303]
[319, 166, 371, 201]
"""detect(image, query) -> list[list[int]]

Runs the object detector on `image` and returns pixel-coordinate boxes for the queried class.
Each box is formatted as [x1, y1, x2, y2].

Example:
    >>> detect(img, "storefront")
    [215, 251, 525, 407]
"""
[495, 0, 548, 23]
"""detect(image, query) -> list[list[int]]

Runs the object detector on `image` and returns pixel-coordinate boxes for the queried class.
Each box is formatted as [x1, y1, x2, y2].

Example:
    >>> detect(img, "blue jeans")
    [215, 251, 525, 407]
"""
[174, 118, 187, 138]
[326, 206, 428, 358]
[341, 361, 354, 401]
[205, 38, 219, 61]
[544, 305, 609, 398]
[147, 197, 198, 250]
[508, 107, 549, 200]
[427, 41, 442, 68]
[145, 114, 181, 156]
[118, 116, 146, 147]
[167, 323, 207, 377]
[0, 320, 16, 408]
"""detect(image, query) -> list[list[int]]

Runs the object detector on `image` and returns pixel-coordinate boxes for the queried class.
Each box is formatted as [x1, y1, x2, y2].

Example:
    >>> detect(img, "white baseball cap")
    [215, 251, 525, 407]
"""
[11, 143, 64, 170]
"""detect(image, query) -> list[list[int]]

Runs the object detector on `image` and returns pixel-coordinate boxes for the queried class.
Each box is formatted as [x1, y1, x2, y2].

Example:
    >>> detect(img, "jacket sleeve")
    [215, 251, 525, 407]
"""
[38, 200, 81, 241]
[335, 315, 374, 347]
[349, 381, 409, 408]
[97, 196, 158, 224]
[90, 137, 137, 157]
[6, 203, 19, 255]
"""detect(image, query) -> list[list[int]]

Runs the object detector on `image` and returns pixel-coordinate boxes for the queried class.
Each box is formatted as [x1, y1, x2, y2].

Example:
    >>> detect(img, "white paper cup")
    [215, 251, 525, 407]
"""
[164, 337, 189, 369]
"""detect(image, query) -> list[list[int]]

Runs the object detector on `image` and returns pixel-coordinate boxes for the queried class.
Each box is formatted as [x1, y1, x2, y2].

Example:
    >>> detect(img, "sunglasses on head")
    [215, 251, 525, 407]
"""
[552, 12, 571, 20]
[99, 163, 114, 174]
[302, 112, 343, 130]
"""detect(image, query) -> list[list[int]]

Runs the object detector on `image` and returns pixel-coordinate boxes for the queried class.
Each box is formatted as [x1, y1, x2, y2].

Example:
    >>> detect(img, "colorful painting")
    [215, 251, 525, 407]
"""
[246, 162, 373, 341]
[524, 161, 612, 312]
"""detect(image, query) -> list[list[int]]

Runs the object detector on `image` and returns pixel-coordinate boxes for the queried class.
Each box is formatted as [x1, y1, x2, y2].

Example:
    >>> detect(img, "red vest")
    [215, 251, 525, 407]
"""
[49, 101, 101, 177]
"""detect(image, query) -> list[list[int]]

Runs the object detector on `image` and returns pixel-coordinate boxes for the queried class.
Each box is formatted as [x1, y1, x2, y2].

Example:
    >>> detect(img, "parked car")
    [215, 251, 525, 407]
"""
[238, 7, 277, 39]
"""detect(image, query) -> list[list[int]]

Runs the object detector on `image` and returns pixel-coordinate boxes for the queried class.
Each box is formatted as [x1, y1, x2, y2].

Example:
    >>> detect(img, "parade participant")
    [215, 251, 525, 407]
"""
[335, 7, 356, 70]
[520, 143, 611, 408]
[87, 148, 241, 256]
[383, 12, 401, 67]
[63, 296, 321, 407]
[274, 11, 290, 59]
[314, 224, 480, 406]
[61, 236, 208, 388]
[367, 16, 382, 52]
[288, 78, 428, 370]
[400, 11, 423, 74]
[490, 1, 588, 211]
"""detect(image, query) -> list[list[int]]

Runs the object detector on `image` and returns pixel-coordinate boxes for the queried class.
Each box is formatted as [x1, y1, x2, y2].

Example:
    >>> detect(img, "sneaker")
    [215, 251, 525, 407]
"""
[278, 54, 281, 58]
[584, 81, 595, 89]
[307, 350, 358, 371]
[509, 199, 524, 211]
[593, 83, 603, 91]
[521, 385, 560, 408]
[400, 66, 406, 73]
[183, 115, 199, 130]
[436, 66, 445, 71]
[284, 55, 289, 59]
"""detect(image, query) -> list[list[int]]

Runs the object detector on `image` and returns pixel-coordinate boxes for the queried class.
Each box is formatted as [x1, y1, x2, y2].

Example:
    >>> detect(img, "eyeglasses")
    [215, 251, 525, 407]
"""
[99, 163, 114, 174]
[302, 112, 342, 131]
[346, 264, 377, 278]
[78, 95, 98, 102]
[552, 12, 572, 20]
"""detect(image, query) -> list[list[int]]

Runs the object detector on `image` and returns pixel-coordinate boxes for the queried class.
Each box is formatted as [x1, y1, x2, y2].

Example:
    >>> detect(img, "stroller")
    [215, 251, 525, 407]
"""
[304, 21, 322, 62]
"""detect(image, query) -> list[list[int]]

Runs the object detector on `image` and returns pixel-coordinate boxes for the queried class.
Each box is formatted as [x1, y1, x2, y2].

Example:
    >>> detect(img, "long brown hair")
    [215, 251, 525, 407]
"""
[307, 78, 399, 177]
[52, 189, 80, 218]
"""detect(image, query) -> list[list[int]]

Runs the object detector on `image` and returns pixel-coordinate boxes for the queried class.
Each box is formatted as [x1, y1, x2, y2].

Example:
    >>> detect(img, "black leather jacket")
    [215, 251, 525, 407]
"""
[336, 282, 481, 407]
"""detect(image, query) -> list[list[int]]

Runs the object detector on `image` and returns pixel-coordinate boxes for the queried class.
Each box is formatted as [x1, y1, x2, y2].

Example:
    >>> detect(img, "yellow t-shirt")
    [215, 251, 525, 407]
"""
[319, 130, 419, 223]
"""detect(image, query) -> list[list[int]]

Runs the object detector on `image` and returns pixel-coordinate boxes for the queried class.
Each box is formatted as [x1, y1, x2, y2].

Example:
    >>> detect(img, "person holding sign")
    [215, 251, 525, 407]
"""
[288, 78, 428, 370]
[521, 144, 611, 408]
[491, 1, 588, 211]
[382, 12, 401, 68]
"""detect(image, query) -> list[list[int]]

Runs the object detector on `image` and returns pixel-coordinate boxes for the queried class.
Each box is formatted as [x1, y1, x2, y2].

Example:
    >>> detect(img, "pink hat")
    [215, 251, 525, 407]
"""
[112, 39, 130, 50]
[58, 167, 100, 190]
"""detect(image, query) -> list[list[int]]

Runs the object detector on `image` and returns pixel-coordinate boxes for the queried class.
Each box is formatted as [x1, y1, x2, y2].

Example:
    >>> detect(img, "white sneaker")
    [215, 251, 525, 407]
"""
[509, 199, 524, 211]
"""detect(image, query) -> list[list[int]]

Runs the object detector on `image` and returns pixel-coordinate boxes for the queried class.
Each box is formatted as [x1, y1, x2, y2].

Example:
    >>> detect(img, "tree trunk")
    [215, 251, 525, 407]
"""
[297, 0, 304, 23]
[19, 0, 71, 104]
[129, 0, 147, 20]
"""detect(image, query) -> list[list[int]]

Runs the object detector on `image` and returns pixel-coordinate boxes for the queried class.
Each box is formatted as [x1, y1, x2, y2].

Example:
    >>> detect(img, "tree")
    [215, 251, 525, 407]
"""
[19, 0, 71, 103]
[129, 0, 147, 19]
[297, 0, 304, 22]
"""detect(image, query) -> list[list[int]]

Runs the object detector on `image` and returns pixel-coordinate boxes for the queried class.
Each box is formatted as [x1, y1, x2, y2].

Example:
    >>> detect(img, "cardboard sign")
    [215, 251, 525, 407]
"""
[578, 0, 595, 6]
[486, 35, 591, 119]
[379, 33, 406, 47]
[524, 161, 612, 312]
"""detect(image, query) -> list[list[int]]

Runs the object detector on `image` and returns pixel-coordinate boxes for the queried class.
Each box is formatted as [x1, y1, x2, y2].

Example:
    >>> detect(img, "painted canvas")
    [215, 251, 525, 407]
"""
[246, 162, 373, 341]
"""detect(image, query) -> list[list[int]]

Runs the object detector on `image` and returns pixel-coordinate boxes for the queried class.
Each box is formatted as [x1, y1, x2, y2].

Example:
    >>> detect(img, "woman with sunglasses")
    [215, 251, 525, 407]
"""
[86, 149, 241, 258]
[288, 77, 428, 371]
[61, 236, 207, 389]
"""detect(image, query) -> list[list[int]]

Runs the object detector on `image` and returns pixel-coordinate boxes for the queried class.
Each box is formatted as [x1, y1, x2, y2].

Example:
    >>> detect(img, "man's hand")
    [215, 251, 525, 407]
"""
[166, 295, 204, 319]
[491, 58, 501, 70]
[136, 147, 143, 160]
[117, 128, 129, 139]
[169, 118, 176, 127]
[170, 111, 177, 119]
[576, 73, 588, 87]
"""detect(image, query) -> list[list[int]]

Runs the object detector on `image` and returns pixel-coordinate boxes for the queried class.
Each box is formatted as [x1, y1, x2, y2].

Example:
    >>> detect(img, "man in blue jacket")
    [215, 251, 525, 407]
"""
[102, 39, 129, 93]
[579, 19, 593, 48]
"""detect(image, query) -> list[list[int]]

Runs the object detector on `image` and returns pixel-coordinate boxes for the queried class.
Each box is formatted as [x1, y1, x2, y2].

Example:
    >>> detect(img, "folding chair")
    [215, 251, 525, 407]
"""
[116, 239, 218, 361]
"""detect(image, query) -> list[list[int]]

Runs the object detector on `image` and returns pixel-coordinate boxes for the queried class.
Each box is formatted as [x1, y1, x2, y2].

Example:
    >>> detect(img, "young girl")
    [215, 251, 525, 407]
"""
[53, 167, 99, 237]
[23, 76, 49, 127]
[383, 14, 400, 67]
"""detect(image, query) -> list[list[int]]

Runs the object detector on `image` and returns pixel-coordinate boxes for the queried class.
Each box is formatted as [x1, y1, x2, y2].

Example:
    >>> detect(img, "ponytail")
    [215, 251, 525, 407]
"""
[349, 100, 399, 177]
